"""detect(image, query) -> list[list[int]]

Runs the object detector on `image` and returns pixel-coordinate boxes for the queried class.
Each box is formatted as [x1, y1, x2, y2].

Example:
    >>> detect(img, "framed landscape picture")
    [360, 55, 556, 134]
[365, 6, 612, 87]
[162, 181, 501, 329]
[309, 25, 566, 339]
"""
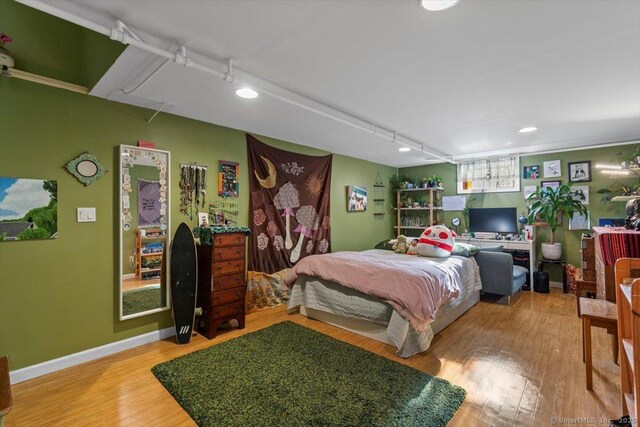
[0, 177, 58, 241]
[568, 161, 591, 182]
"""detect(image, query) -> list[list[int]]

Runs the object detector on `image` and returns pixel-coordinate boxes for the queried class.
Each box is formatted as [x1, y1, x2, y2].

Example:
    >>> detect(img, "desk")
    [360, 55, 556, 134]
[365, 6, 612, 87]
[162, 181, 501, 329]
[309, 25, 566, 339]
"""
[538, 258, 568, 293]
[457, 237, 536, 289]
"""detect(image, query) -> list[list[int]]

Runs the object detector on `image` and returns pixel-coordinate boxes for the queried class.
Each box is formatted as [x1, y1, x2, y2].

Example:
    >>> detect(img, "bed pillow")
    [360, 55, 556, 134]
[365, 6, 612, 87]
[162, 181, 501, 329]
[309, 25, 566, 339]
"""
[451, 243, 480, 257]
[374, 240, 395, 251]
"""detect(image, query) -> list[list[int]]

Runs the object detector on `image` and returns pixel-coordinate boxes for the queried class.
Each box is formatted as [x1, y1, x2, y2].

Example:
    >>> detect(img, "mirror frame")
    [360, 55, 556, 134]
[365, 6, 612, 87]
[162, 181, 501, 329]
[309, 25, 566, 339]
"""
[119, 144, 171, 320]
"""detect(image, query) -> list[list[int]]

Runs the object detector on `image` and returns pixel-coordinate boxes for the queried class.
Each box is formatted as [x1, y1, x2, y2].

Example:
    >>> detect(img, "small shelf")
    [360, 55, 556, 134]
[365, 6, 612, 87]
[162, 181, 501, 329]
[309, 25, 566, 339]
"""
[140, 252, 163, 257]
[394, 226, 427, 229]
[140, 267, 161, 272]
[373, 184, 386, 188]
[621, 284, 633, 306]
[394, 207, 442, 211]
[623, 339, 634, 374]
[611, 196, 639, 202]
[398, 187, 444, 193]
[624, 393, 636, 421]
[141, 236, 166, 241]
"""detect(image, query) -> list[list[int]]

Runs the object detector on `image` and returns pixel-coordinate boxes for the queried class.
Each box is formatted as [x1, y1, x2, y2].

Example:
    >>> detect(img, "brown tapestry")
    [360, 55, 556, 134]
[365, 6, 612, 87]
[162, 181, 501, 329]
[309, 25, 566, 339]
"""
[247, 134, 332, 273]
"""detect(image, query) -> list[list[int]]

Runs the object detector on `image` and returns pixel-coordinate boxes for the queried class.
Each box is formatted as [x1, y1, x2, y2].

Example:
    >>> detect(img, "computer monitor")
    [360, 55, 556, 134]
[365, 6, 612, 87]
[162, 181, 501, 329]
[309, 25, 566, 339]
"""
[469, 207, 518, 234]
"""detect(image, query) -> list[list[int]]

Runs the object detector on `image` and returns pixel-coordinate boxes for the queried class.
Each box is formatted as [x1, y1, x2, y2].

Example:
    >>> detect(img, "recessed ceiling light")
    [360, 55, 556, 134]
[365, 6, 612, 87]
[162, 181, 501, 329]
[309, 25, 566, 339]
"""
[518, 127, 538, 133]
[236, 87, 258, 99]
[507, 142, 512, 145]
[420, 0, 460, 11]
[399, 147, 411, 152]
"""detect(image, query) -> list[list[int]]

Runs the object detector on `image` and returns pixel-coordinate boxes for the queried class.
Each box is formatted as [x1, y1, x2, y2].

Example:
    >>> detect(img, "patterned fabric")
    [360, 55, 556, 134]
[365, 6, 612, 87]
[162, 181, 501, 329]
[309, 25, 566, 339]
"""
[245, 270, 290, 313]
[595, 227, 640, 266]
[247, 134, 332, 273]
[192, 226, 251, 245]
[137, 179, 162, 227]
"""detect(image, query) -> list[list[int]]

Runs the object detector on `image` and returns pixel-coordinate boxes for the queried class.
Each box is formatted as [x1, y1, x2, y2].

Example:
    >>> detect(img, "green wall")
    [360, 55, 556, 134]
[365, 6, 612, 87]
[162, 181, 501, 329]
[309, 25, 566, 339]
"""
[401, 146, 636, 270]
[0, 76, 395, 370]
[0, 0, 125, 88]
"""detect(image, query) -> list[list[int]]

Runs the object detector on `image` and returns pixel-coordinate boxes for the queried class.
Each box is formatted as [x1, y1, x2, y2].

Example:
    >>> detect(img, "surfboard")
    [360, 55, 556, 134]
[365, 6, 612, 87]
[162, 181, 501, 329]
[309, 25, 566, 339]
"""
[170, 222, 198, 344]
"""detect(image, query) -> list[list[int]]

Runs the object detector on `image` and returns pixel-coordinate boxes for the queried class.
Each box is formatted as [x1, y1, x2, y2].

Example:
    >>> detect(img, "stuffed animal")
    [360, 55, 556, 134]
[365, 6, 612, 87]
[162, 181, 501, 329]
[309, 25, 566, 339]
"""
[392, 235, 409, 254]
[416, 225, 456, 258]
[406, 239, 418, 255]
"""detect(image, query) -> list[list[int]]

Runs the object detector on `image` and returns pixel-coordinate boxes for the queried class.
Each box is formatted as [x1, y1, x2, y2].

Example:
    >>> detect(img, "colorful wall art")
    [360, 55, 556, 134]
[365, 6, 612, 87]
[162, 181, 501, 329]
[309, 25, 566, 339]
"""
[346, 185, 368, 211]
[247, 134, 332, 273]
[0, 177, 58, 241]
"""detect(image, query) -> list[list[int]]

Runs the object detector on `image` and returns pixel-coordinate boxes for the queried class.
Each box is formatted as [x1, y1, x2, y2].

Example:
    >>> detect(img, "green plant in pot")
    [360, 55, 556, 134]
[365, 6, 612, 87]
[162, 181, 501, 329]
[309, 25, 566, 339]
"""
[526, 183, 587, 260]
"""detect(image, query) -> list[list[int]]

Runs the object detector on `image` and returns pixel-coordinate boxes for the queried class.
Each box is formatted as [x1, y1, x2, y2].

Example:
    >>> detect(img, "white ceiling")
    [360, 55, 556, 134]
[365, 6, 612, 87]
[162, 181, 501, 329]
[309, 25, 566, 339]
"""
[43, 0, 640, 167]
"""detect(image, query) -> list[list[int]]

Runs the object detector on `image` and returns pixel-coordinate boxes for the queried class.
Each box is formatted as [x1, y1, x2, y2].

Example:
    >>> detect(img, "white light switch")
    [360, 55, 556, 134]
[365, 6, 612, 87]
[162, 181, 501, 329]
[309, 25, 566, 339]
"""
[77, 207, 96, 222]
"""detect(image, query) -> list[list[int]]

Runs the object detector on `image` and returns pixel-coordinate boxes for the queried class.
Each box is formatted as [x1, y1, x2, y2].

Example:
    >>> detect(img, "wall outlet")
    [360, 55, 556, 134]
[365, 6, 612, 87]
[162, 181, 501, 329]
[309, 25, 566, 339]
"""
[129, 255, 134, 265]
[77, 207, 96, 222]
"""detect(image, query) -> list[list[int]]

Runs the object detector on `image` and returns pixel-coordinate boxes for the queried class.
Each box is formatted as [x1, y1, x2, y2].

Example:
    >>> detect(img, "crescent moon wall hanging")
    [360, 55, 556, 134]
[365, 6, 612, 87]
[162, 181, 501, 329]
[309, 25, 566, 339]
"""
[254, 155, 277, 188]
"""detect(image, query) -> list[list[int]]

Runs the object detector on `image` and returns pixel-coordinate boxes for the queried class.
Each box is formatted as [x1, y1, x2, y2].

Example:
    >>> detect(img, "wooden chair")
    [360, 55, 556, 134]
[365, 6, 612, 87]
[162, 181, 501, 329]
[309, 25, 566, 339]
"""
[581, 297, 618, 390]
[0, 356, 11, 427]
[565, 264, 597, 316]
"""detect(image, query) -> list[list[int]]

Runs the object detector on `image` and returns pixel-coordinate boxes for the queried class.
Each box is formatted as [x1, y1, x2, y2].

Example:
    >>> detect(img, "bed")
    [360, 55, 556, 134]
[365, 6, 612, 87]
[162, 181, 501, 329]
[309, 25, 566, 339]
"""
[286, 249, 482, 357]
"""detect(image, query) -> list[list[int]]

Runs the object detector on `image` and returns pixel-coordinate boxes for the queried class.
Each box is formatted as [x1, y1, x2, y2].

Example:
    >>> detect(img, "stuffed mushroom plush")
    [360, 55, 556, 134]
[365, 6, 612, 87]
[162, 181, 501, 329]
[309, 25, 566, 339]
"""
[416, 225, 456, 258]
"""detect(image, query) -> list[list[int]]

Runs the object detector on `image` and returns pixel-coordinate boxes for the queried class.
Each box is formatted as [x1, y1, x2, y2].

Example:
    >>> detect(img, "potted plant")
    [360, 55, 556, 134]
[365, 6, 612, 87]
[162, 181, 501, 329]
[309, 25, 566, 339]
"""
[526, 183, 587, 260]
[430, 174, 443, 189]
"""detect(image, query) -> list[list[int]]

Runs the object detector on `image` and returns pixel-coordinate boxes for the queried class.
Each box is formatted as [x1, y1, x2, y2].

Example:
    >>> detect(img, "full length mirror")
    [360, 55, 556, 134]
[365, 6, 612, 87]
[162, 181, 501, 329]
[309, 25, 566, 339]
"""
[119, 145, 171, 320]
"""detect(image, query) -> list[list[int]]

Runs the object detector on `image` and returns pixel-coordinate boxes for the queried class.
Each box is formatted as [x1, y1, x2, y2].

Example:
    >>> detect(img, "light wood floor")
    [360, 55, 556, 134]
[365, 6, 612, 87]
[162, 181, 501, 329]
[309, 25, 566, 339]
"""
[6, 289, 621, 426]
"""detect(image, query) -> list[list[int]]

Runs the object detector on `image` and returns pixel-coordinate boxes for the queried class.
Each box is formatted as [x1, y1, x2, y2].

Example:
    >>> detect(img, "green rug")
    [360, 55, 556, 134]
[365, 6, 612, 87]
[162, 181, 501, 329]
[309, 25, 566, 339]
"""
[152, 321, 466, 427]
[122, 286, 162, 316]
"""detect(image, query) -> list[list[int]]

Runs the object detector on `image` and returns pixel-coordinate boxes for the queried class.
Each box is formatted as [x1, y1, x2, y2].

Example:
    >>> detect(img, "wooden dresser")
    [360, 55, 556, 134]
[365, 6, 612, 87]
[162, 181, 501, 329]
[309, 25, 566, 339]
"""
[196, 230, 248, 339]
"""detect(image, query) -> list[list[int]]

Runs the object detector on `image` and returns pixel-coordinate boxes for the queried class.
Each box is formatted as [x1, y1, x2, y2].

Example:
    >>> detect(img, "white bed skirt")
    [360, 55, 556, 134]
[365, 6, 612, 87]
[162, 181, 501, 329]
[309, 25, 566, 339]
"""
[299, 290, 480, 350]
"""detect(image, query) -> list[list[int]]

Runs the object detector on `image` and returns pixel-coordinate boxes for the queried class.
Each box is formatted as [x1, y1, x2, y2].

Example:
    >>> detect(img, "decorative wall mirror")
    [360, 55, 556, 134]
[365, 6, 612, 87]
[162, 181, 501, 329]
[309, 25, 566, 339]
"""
[119, 145, 171, 320]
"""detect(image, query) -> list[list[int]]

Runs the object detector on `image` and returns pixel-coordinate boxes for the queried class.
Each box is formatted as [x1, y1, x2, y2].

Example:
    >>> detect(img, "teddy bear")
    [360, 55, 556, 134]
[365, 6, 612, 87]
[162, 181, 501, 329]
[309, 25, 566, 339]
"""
[392, 235, 409, 254]
[416, 225, 456, 258]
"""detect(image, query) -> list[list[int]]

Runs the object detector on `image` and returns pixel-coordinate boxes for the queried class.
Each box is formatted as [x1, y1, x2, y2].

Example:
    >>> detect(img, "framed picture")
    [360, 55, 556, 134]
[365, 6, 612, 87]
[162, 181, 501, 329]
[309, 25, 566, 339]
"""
[346, 185, 367, 212]
[568, 161, 591, 182]
[218, 160, 239, 197]
[523, 165, 540, 179]
[543, 160, 562, 178]
[570, 185, 589, 205]
[569, 212, 590, 230]
[524, 185, 537, 199]
[198, 212, 210, 227]
[0, 177, 58, 241]
[541, 180, 561, 189]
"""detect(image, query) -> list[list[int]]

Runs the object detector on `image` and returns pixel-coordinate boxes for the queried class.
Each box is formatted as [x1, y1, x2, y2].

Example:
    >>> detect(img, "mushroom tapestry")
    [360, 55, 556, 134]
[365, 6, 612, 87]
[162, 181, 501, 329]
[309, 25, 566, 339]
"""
[247, 134, 332, 274]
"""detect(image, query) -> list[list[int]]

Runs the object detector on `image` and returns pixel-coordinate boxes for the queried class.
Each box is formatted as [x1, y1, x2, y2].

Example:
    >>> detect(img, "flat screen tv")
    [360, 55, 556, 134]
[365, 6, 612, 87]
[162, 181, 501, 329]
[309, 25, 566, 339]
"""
[469, 207, 517, 234]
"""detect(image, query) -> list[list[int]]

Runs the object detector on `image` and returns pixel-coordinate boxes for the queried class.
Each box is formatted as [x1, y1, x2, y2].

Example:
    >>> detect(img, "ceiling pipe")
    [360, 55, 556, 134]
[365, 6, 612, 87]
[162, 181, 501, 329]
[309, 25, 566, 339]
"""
[16, 0, 454, 164]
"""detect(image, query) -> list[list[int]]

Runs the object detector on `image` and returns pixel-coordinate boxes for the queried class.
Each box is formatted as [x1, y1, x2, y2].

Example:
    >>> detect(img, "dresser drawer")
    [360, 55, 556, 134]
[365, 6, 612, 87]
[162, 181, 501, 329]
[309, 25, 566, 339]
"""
[213, 287, 245, 306]
[213, 233, 245, 247]
[212, 273, 245, 291]
[212, 301, 244, 319]
[213, 245, 244, 262]
[212, 259, 245, 276]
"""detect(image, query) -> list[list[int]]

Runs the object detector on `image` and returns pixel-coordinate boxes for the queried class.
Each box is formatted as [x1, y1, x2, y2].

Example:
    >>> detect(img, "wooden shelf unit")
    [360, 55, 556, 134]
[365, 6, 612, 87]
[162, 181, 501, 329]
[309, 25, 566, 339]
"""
[395, 188, 443, 237]
[134, 227, 166, 280]
[615, 258, 640, 425]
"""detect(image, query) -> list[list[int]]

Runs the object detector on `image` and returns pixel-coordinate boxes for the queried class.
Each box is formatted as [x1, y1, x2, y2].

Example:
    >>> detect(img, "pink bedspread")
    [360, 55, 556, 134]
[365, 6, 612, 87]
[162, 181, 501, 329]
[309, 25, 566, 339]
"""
[285, 250, 462, 332]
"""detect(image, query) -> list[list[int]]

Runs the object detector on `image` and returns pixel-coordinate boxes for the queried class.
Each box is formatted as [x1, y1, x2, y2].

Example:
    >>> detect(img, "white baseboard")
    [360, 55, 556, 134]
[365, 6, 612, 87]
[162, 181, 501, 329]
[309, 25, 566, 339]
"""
[9, 326, 176, 384]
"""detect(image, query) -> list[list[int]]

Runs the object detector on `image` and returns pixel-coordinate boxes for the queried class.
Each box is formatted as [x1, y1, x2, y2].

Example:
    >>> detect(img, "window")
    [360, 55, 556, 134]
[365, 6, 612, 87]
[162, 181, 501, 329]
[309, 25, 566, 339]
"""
[457, 156, 520, 194]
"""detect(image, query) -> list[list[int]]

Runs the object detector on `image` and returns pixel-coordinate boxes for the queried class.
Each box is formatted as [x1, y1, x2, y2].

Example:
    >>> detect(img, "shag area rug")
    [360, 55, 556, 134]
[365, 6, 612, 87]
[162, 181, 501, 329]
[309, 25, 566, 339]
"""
[152, 321, 465, 426]
[122, 285, 162, 316]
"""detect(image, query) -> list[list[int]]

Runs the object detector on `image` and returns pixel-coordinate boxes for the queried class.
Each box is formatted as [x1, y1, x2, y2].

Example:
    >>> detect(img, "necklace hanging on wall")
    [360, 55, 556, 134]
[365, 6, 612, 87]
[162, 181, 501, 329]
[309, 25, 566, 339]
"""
[179, 163, 208, 220]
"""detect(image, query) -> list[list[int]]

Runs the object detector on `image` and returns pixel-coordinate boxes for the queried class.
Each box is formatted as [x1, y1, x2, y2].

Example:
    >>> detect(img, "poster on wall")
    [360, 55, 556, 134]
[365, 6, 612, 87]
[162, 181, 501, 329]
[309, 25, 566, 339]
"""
[570, 185, 590, 205]
[0, 177, 58, 241]
[346, 186, 367, 211]
[522, 165, 540, 179]
[543, 160, 562, 178]
[218, 160, 239, 197]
